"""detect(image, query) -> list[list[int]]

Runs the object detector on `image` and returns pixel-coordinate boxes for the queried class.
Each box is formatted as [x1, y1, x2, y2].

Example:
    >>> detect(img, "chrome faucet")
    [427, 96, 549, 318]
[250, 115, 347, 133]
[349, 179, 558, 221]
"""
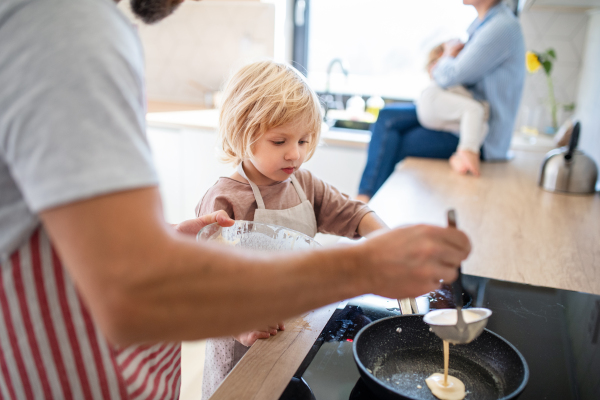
[325, 58, 349, 94]
[323, 58, 349, 117]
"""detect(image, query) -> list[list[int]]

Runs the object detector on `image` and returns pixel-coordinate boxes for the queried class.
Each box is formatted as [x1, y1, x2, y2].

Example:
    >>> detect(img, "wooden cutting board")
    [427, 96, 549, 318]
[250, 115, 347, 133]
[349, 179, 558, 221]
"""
[209, 303, 338, 400]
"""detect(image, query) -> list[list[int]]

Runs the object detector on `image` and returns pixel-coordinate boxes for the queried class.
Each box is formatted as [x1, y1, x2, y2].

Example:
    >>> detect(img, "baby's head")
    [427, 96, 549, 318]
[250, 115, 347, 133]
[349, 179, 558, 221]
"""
[426, 43, 445, 75]
[218, 60, 322, 170]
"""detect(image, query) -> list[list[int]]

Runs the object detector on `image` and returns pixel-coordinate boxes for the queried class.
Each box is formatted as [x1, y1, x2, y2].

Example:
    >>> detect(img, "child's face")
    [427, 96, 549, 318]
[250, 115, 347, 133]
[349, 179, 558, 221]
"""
[246, 117, 312, 185]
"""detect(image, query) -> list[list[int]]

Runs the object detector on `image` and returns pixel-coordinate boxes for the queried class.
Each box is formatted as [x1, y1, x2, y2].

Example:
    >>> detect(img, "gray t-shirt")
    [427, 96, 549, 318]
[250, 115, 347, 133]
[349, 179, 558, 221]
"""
[0, 0, 158, 261]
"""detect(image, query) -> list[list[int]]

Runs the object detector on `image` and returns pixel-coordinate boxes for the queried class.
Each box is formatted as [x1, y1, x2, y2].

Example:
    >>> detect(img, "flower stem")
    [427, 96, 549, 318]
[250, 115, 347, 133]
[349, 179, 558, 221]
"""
[546, 74, 558, 131]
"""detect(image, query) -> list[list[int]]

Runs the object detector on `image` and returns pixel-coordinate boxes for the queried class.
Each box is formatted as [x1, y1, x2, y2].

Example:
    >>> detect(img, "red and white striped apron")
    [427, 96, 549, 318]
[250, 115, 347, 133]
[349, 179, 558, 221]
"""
[0, 228, 181, 400]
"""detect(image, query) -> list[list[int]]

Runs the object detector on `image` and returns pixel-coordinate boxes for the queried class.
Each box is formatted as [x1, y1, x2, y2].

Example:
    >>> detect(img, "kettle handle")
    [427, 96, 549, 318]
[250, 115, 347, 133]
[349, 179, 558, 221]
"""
[565, 122, 580, 160]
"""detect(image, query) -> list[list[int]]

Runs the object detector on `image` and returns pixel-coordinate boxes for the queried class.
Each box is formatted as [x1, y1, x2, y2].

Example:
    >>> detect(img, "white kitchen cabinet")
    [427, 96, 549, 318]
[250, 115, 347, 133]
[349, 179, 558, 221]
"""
[146, 127, 185, 223]
[147, 126, 234, 224]
[304, 142, 367, 198]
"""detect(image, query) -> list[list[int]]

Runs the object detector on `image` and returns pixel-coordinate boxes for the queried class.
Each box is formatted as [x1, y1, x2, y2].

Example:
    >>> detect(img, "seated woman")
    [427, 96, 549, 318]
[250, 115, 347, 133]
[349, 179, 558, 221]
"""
[357, 0, 525, 203]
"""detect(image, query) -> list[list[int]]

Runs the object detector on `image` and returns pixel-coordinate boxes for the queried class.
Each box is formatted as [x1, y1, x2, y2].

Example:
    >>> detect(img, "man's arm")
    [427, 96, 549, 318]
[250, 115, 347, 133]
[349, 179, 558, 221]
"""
[40, 187, 470, 346]
[432, 21, 517, 88]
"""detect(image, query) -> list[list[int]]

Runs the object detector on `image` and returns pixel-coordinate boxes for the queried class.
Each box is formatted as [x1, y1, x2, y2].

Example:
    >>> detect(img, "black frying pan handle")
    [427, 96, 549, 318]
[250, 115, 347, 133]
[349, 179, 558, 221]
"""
[565, 122, 580, 161]
[447, 210, 464, 308]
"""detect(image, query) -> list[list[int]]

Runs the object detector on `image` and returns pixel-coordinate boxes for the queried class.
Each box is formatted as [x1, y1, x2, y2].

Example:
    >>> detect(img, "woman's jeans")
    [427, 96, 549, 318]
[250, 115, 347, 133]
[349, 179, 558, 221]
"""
[358, 103, 460, 198]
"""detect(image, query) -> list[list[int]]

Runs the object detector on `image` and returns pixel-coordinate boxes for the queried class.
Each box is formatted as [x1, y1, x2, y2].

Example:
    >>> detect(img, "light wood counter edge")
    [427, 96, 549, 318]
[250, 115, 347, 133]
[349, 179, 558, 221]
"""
[146, 113, 371, 149]
[209, 303, 338, 400]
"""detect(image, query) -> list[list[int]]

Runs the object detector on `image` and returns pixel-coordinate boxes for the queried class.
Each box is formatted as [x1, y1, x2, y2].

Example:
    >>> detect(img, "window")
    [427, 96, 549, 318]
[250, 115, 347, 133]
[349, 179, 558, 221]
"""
[298, 0, 478, 101]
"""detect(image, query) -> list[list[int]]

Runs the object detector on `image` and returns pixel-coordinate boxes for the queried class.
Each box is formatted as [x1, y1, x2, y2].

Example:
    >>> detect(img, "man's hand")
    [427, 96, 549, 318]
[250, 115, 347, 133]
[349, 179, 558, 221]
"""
[449, 150, 481, 176]
[356, 225, 471, 299]
[234, 322, 285, 347]
[172, 210, 234, 236]
[443, 39, 464, 58]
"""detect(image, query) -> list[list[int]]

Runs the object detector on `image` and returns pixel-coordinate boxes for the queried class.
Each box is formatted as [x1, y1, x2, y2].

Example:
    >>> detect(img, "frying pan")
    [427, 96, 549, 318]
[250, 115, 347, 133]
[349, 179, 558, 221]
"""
[353, 315, 528, 400]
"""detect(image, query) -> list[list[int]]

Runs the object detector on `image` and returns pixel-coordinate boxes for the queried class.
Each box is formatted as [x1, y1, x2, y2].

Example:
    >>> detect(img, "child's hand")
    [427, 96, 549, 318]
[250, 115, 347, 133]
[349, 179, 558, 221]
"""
[449, 150, 480, 177]
[234, 322, 285, 347]
[172, 210, 235, 236]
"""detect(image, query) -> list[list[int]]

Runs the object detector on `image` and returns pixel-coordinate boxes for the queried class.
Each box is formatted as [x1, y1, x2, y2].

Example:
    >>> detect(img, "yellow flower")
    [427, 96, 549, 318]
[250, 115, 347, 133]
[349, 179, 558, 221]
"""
[526, 51, 541, 73]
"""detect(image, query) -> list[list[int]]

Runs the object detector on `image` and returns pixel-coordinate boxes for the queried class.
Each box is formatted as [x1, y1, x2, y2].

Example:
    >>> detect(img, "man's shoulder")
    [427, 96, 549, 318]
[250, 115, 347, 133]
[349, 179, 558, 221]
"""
[4, 0, 131, 29]
[3, 0, 139, 59]
[0, 0, 146, 134]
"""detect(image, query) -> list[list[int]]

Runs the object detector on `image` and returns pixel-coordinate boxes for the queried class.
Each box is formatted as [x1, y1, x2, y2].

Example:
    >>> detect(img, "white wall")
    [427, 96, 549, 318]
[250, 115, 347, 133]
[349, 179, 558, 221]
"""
[575, 10, 600, 170]
[517, 8, 589, 132]
[118, 1, 276, 105]
[263, 0, 295, 62]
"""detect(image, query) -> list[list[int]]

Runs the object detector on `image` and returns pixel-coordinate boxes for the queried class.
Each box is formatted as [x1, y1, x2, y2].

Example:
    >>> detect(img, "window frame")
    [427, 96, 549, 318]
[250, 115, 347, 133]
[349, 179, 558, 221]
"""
[292, 0, 519, 78]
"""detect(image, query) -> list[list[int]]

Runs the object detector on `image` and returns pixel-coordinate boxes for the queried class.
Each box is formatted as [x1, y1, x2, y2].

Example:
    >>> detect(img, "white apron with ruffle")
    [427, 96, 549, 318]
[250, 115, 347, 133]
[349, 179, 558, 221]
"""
[202, 163, 317, 399]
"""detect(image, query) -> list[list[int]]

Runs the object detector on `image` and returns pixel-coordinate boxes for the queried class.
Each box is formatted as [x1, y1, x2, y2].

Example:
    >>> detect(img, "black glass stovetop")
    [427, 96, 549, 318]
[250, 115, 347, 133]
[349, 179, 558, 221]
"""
[279, 274, 600, 400]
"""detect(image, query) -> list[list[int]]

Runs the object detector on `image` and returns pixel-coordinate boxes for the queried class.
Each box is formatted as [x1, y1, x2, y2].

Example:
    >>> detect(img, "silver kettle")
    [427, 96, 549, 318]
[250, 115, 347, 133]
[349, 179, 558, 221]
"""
[539, 122, 598, 194]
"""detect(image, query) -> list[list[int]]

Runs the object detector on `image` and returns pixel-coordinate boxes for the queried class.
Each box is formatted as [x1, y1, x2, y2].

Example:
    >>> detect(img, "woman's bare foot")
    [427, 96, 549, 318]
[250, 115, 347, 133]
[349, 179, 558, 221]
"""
[449, 150, 480, 176]
[449, 154, 468, 174]
[355, 194, 371, 203]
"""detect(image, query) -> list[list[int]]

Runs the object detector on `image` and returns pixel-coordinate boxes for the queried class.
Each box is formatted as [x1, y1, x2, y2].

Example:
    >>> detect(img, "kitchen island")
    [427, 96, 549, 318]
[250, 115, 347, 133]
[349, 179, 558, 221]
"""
[367, 149, 600, 296]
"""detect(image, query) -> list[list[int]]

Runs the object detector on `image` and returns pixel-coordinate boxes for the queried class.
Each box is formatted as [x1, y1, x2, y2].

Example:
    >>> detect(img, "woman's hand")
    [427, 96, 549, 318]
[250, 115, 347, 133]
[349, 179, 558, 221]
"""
[234, 322, 285, 346]
[443, 39, 464, 58]
[172, 210, 235, 236]
[450, 150, 481, 177]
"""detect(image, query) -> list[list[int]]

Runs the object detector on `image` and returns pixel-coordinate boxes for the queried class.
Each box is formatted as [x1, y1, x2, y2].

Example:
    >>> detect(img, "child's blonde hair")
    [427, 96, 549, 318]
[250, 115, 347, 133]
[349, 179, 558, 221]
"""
[426, 43, 445, 71]
[218, 60, 322, 165]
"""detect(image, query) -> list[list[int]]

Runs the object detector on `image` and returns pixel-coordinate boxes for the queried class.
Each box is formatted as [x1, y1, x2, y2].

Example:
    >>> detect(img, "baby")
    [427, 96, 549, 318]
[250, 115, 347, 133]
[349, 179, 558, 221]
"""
[196, 60, 387, 399]
[416, 42, 489, 176]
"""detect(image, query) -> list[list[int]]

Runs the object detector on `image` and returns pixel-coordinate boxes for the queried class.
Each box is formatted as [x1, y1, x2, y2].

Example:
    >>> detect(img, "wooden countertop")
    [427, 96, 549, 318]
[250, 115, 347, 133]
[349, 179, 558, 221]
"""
[209, 147, 599, 400]
[146, 107, 559, 151]
[368, 150, 600, 296]
[209, 304, 338, 400]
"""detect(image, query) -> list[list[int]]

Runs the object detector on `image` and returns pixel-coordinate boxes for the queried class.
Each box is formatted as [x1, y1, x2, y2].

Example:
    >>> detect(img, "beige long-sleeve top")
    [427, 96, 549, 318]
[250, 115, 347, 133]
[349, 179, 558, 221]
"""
[196, 168, 372, 238]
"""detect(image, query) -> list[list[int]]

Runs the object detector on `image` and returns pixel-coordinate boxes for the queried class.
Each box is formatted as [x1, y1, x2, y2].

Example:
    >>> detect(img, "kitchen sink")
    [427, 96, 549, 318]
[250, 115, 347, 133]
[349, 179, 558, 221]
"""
[331, 119, 372, 131]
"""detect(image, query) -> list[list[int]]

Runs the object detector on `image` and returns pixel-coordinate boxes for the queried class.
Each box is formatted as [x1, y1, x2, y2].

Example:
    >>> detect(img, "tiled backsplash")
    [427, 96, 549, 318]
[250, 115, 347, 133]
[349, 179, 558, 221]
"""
[118, 1, 275, 106]
[517, 9, 589, 133]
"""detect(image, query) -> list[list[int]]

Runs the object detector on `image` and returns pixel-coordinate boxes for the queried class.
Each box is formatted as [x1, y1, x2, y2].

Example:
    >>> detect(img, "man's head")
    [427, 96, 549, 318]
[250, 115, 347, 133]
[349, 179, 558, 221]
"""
[129, 0, 185, 24]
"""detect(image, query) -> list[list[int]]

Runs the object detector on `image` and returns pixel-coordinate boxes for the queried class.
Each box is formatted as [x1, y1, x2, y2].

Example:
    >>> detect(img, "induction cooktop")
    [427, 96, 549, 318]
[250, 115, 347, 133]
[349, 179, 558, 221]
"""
[278, 274, 600, 400]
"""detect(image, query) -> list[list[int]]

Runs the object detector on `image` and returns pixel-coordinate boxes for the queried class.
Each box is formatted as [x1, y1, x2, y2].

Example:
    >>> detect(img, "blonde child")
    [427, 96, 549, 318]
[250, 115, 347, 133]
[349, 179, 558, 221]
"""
[416, 42, 490, 176]
[196, 60, 387, 399]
